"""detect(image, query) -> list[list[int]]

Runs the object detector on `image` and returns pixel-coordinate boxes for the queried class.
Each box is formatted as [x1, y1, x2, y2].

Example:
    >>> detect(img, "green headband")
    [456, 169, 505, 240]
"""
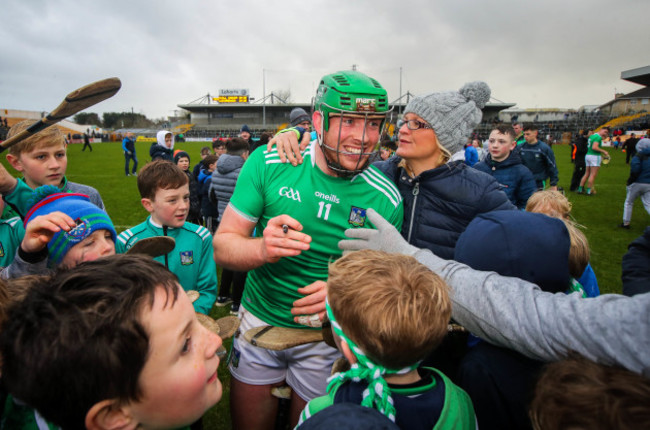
[325, 298, 419, 422]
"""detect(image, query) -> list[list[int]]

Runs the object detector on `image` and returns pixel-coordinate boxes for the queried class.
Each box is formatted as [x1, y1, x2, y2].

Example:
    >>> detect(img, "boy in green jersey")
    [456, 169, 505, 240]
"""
[213, 70, 403, 429]
[297, 250, 476, 429]
[116, 160, 217, 314]
[0, 120, 104, 218]
[0, 254, 223, 430]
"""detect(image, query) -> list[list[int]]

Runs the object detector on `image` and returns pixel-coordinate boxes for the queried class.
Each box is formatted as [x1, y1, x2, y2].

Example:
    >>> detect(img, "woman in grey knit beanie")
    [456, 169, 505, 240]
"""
[373, 81, 515, 260]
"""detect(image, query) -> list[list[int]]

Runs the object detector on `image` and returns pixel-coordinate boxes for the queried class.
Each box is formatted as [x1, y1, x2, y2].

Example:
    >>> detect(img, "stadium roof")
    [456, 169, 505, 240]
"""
[621, 66, 650, 87]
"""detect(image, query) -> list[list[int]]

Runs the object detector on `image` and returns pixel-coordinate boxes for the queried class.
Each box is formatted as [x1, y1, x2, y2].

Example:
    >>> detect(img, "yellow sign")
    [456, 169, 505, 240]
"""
[212, 96, 249, 103]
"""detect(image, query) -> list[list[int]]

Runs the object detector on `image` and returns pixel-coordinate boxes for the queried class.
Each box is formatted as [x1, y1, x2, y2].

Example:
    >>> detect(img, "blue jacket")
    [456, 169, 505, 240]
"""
[464, 146, 479, 167]
[198, 169, 219, 218]
[629, 146, 650, 184]
[122, 136, 136, 154]
[473, 151, 537, 209]
[374, 157, 516, 259]
[517, 141, 559, 186]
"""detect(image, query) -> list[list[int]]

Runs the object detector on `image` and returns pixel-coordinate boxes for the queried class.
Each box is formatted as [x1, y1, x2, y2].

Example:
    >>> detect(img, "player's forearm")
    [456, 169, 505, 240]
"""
[213, 232, 267, 271]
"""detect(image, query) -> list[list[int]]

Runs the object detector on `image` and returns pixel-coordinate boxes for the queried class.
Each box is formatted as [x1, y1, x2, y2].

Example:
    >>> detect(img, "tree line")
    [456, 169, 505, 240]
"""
[73, 112, 161, 129]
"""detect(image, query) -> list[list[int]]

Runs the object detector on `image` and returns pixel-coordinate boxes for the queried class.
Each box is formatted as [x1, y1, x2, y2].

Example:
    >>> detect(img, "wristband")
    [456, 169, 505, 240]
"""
[277, 126, 305, 143]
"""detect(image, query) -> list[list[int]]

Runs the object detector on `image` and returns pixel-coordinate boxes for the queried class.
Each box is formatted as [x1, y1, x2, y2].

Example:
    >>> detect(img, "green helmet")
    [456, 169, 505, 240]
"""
[313, 70, 389, 131]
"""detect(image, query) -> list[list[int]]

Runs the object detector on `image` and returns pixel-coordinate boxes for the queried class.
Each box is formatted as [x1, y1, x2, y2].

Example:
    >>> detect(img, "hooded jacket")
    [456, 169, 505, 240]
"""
[149, 130, 174, 161]
[373, 157, 515, 259]
[629, 138, 650, 184]
[473, 150, 537, 209]
[209, 153, 246, 222]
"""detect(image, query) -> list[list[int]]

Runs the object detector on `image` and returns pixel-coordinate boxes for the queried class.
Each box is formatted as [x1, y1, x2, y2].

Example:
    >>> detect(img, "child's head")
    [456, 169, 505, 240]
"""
[526, 189, 572, 220]
[212, 140, 226, 156]
[137, 161, 189, 228]
[327, 250, 451, 369]
[523, 124, 539, 143]
[488, 124, 516, 162]
[379, 139, 397, 160]
[530, 355, 650, 430]
[455, 210, 571, 293]
[156, 130, 174, 149]
[563, 220, 590, 278]
[5, 120, 67, 188]
[173, 150, 191, 171]
[202, 154, 219, 171]
[0, 254, 223, 430]
[200, 146, 211, 158]
[226, 137, 250, 157]
[24, 186, 116, 267]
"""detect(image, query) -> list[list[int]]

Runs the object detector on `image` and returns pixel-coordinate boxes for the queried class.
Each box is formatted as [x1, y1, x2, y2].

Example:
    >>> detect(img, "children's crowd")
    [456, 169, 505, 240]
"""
[0, 70, 648, 430]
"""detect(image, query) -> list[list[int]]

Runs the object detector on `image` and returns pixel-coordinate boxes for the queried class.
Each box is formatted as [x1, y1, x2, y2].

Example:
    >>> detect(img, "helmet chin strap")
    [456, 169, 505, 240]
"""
[316, 111, 375, 178]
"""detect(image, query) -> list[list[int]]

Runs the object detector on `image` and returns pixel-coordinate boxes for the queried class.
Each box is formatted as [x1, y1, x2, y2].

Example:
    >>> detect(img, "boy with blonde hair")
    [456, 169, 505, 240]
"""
[526, 189, 599, 297]
[116, 160, 217, 314]
[0, 120, 104, 216]
[0, 254, 223, 430]
[298, 250, 476, 429]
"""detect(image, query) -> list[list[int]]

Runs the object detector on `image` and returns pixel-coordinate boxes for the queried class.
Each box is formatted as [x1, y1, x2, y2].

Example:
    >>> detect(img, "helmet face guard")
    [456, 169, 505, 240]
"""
[313, 71, 392, 177]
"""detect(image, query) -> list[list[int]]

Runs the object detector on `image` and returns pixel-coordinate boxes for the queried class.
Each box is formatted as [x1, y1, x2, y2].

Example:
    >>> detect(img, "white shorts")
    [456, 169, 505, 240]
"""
[585, 154, 601, 167]
[229, 306, 341, 401]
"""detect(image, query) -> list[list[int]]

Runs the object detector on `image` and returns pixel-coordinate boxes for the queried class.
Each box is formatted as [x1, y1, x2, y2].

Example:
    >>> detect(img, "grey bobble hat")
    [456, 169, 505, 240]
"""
[404, 81, 491, 155]
[290, 107, 311, 127]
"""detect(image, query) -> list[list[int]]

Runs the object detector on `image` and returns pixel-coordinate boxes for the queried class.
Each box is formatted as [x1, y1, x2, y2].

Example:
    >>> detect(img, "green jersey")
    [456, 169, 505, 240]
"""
[0, 217, 24, 269]
[229, 144, 403, 328]
[299, 367, 476, 429]
[586, 133, 603, 156]
[116, 218, 218, 314]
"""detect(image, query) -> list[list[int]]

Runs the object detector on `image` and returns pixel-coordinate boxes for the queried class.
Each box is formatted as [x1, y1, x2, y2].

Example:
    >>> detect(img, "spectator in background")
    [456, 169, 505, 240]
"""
[174, 150, 202, 225]
[210, 137, 250, 314]
[473, 125, 536, 210]
[198, 154, 219, 232]
[519, 124, 559, 190]
[379, 139, 397, 160]
[82, 133, 92, 152]
[212, 139, 226, 158]
[570, 130, 589, 192]
[149, 130, 174, 161]
[513, 122, 525, 145]
[464, 139, 479, 167]
[620, 138, 650, 229]
[290, 107, 312, 131]
[122, 132, 138, 176]
[193, 146, 213, 180]
[624, 133, 639, 164]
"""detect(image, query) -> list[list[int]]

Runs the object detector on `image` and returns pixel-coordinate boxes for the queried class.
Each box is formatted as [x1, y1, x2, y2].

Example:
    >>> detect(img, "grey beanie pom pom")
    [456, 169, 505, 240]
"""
[459, 81, 491, 109]
[403, 81, 491, 156]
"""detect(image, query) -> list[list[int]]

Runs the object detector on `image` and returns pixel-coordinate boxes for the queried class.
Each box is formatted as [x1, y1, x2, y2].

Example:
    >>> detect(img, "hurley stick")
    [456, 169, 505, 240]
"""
[1, 77, 122, 151]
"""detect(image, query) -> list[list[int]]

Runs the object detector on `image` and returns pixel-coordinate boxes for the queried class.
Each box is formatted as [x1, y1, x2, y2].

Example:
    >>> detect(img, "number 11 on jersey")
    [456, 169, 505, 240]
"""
[317, 201, 332, 220]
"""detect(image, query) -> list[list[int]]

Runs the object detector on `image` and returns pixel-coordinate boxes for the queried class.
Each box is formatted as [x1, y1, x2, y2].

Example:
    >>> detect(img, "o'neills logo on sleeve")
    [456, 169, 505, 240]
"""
[314, 191, 340, 204]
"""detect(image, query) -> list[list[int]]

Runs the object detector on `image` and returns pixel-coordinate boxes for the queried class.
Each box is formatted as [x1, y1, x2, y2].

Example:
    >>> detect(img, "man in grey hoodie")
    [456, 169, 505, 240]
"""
[209, 137, 250, 314]
[337, 208, 650, 378]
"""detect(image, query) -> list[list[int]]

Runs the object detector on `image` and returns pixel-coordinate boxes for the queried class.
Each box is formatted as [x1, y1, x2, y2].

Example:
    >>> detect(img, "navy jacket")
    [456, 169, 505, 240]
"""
[517, 141, 559, 187]
[622, 227, 650, 297]
[198, 169, 219, 218]
[374, 157, 516, 259]
[474, 151, 536, 209]
[149, 142, 173, 161]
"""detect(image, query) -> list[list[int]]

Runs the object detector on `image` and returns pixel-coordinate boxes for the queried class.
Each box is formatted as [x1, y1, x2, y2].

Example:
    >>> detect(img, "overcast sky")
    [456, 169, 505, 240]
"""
[1, 0, 648, 120]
